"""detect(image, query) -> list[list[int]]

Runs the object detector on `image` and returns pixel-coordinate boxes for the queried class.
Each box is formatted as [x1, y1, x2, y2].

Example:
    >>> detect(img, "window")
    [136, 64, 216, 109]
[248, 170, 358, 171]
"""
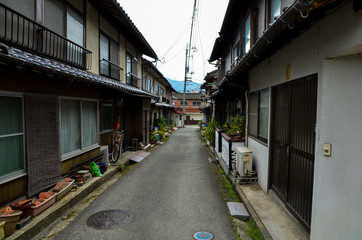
[0, 94, 25, 181]
[60, 98, 98, 157]
[101, 104, 112, 132]
[147, 79, 151, 92]
[155, 84, 159, 95]
[180, 101, 189, 107]
[160, 87, 164, 97]
[269, 0, 281, 23]
[126, 53, 138, 84]
[67, 7, 84, 65]
[244, 14, 251, 53]
[249, 89, 269, 143]
[240, 10, 258, 56]
[67, 7, 84, 46]
[232, 42, 239, 63]
[192, 101, 201, 107]
[100, 33, 120, 79]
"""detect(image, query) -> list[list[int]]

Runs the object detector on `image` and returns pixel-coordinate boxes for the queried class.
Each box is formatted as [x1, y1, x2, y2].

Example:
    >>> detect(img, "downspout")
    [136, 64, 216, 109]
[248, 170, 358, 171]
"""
[245, 89, 249, 147]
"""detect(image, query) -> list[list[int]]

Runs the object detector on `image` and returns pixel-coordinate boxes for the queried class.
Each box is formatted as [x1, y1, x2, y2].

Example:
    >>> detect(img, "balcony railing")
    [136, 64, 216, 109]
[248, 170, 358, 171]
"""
[127, 72, 140, 87]
[0, 4, 92, 69]
[100, 58, 123, 81]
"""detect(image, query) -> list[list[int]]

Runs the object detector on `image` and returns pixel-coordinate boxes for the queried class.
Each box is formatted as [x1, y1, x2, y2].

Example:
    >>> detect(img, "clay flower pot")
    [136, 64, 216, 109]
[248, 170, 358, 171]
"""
[75, 175, 83, 183]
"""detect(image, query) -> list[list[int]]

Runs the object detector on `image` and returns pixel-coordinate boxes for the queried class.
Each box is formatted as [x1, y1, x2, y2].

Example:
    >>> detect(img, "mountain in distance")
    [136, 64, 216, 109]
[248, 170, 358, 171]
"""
[167, 78, 201, 93]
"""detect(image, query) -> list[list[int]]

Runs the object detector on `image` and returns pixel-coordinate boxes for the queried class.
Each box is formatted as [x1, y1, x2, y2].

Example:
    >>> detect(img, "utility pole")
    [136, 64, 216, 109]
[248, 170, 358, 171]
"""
[183, 0, 198, 124]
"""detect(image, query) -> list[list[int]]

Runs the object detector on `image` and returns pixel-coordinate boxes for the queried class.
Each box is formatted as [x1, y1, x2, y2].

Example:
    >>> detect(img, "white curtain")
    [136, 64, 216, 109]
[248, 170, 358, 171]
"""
[82, 101, 98, 148]
[61, 99, 81, 155]
[0, 96, 24, 177]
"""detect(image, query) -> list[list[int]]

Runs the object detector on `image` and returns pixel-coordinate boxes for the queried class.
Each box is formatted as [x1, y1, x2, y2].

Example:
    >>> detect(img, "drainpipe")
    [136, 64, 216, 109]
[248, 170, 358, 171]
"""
[244, 89, 249, 147]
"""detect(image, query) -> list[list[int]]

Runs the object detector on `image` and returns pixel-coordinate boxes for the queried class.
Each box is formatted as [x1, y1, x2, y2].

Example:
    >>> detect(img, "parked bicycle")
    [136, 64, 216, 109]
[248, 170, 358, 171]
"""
[111, 130, 124, 163]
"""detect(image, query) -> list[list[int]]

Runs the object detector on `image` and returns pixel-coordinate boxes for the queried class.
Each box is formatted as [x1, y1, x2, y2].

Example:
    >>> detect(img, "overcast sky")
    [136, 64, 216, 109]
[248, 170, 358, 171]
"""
[118, 0, 229, 83]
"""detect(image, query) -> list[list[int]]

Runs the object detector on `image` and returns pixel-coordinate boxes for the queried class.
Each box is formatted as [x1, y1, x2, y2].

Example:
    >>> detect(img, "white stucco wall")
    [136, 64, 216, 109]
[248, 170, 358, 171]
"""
[247, 137, 269, 192]
[311, 55, 362, 240]
[246, 2, 362, 239]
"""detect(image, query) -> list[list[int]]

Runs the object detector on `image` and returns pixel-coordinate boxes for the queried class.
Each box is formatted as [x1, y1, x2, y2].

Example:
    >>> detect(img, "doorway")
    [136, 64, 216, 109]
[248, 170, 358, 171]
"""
[270, 74, 317, 233]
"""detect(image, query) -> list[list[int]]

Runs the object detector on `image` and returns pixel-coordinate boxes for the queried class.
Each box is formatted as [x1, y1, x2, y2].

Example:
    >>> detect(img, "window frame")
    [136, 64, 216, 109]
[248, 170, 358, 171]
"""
[268, 0, 281, 24]
[192, 101, 201, 107]
[0, 91, 26, 184]
[126, 52, 138, 85]
[232, 41, 240, 63]
[147, 79, 151, 92]
[249, 88, 269, 144]
[60, 97, 99, 160]
[99, 31, 120, 80]
[155, 84, 159, 95]
[180, 100, 189, 107]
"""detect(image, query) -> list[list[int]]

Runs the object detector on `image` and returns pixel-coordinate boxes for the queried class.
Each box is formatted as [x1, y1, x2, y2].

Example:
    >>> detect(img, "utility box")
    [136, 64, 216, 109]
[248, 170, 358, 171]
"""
[236, 147, 253, 176]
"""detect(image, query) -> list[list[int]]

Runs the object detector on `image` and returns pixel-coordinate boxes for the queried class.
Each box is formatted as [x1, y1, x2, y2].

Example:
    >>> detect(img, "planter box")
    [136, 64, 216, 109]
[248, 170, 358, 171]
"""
[11, 200, 34, 218]
[221, 133, 245, 174]
[55, 180, 74, 202]
[31, 194, 57, 217]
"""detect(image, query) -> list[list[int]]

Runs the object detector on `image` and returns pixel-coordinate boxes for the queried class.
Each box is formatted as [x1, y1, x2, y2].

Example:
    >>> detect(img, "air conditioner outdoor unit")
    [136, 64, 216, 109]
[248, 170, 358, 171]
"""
[236, 147, 253, 177]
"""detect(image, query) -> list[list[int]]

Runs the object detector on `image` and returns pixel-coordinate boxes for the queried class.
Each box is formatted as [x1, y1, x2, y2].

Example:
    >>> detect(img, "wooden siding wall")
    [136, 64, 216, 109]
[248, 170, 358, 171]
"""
[0, 68, 101, 204]
[0, 176, 27, 207]
[61, 148, 100, 175]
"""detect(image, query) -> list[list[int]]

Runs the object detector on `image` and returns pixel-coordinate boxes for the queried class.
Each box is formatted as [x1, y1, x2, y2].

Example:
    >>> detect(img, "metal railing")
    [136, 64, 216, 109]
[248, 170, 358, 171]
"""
[0, 3, 92, 69]
[100, 58, 123, 81]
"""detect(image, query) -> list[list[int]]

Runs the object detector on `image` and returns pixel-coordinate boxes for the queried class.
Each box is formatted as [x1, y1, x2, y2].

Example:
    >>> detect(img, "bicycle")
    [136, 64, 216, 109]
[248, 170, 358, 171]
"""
[111, 130, 124, 163]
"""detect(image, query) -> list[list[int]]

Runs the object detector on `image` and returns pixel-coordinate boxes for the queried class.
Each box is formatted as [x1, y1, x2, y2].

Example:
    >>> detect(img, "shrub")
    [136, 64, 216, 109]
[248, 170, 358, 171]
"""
[204, 118, 219, 146]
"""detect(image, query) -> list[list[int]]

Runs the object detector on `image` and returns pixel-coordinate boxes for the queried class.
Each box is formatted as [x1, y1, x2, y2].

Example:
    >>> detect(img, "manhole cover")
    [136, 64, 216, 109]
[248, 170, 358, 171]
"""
[193, 231, 214, 240]
[87, 210, 133, 230]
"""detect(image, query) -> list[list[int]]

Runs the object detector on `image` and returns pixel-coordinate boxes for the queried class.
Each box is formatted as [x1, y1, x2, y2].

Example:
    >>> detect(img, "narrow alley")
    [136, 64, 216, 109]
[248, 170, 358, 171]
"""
[36, 126, 236, 240]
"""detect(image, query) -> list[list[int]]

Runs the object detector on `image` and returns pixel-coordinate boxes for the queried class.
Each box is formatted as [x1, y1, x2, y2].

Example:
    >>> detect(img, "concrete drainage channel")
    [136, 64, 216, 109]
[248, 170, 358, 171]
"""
[87, 210, 133, 230]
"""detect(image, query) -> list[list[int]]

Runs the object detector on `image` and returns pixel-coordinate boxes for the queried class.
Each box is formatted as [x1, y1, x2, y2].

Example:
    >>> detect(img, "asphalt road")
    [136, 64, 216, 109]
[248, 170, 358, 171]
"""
[54, 126, 236, 240]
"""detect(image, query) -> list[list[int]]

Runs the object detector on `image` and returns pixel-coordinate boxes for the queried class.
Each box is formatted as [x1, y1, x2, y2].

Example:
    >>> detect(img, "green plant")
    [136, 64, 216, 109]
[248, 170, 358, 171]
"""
[169, 119, 175, 128]
[198, 120, 202, 127]
[157, 116, 166, 128]
[246, 219, 263, 240]
[224, 115, 245, 137]
[204, 118, 219, 146]
[119, 163, 126, 172]
[153, 130, 165, 141]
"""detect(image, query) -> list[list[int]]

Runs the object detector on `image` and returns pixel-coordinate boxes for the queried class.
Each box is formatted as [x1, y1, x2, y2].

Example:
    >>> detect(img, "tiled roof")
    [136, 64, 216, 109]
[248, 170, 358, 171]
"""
[1, 47, 158, 98]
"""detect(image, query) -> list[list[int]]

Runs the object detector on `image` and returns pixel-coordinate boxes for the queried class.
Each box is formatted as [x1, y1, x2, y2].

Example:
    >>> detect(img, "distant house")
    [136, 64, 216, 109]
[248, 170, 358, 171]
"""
[174, 93, 203, 125]
[0, 0, 157, 206]
[142, 58, 176, 134]
[208, 0, 362, 238]
[200, 70, 218, 123]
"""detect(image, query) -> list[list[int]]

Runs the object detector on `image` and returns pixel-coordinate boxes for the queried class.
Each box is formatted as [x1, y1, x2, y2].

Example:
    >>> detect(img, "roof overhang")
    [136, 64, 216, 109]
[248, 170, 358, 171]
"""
[216, 0, 345, 88]
[0, 46, 159, 99]
[90, 0, 157, 60]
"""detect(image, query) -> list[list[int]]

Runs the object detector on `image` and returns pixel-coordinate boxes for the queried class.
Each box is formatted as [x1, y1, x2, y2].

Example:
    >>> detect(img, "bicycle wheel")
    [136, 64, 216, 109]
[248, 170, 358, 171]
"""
[111, 142, 120, 163]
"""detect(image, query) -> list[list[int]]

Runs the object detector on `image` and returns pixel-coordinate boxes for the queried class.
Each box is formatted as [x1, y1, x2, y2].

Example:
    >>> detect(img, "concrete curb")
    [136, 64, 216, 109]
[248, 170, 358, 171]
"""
[200, 132, 273, 240]
[232, 181, 273, 240]
[7, 155, 135, 240]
